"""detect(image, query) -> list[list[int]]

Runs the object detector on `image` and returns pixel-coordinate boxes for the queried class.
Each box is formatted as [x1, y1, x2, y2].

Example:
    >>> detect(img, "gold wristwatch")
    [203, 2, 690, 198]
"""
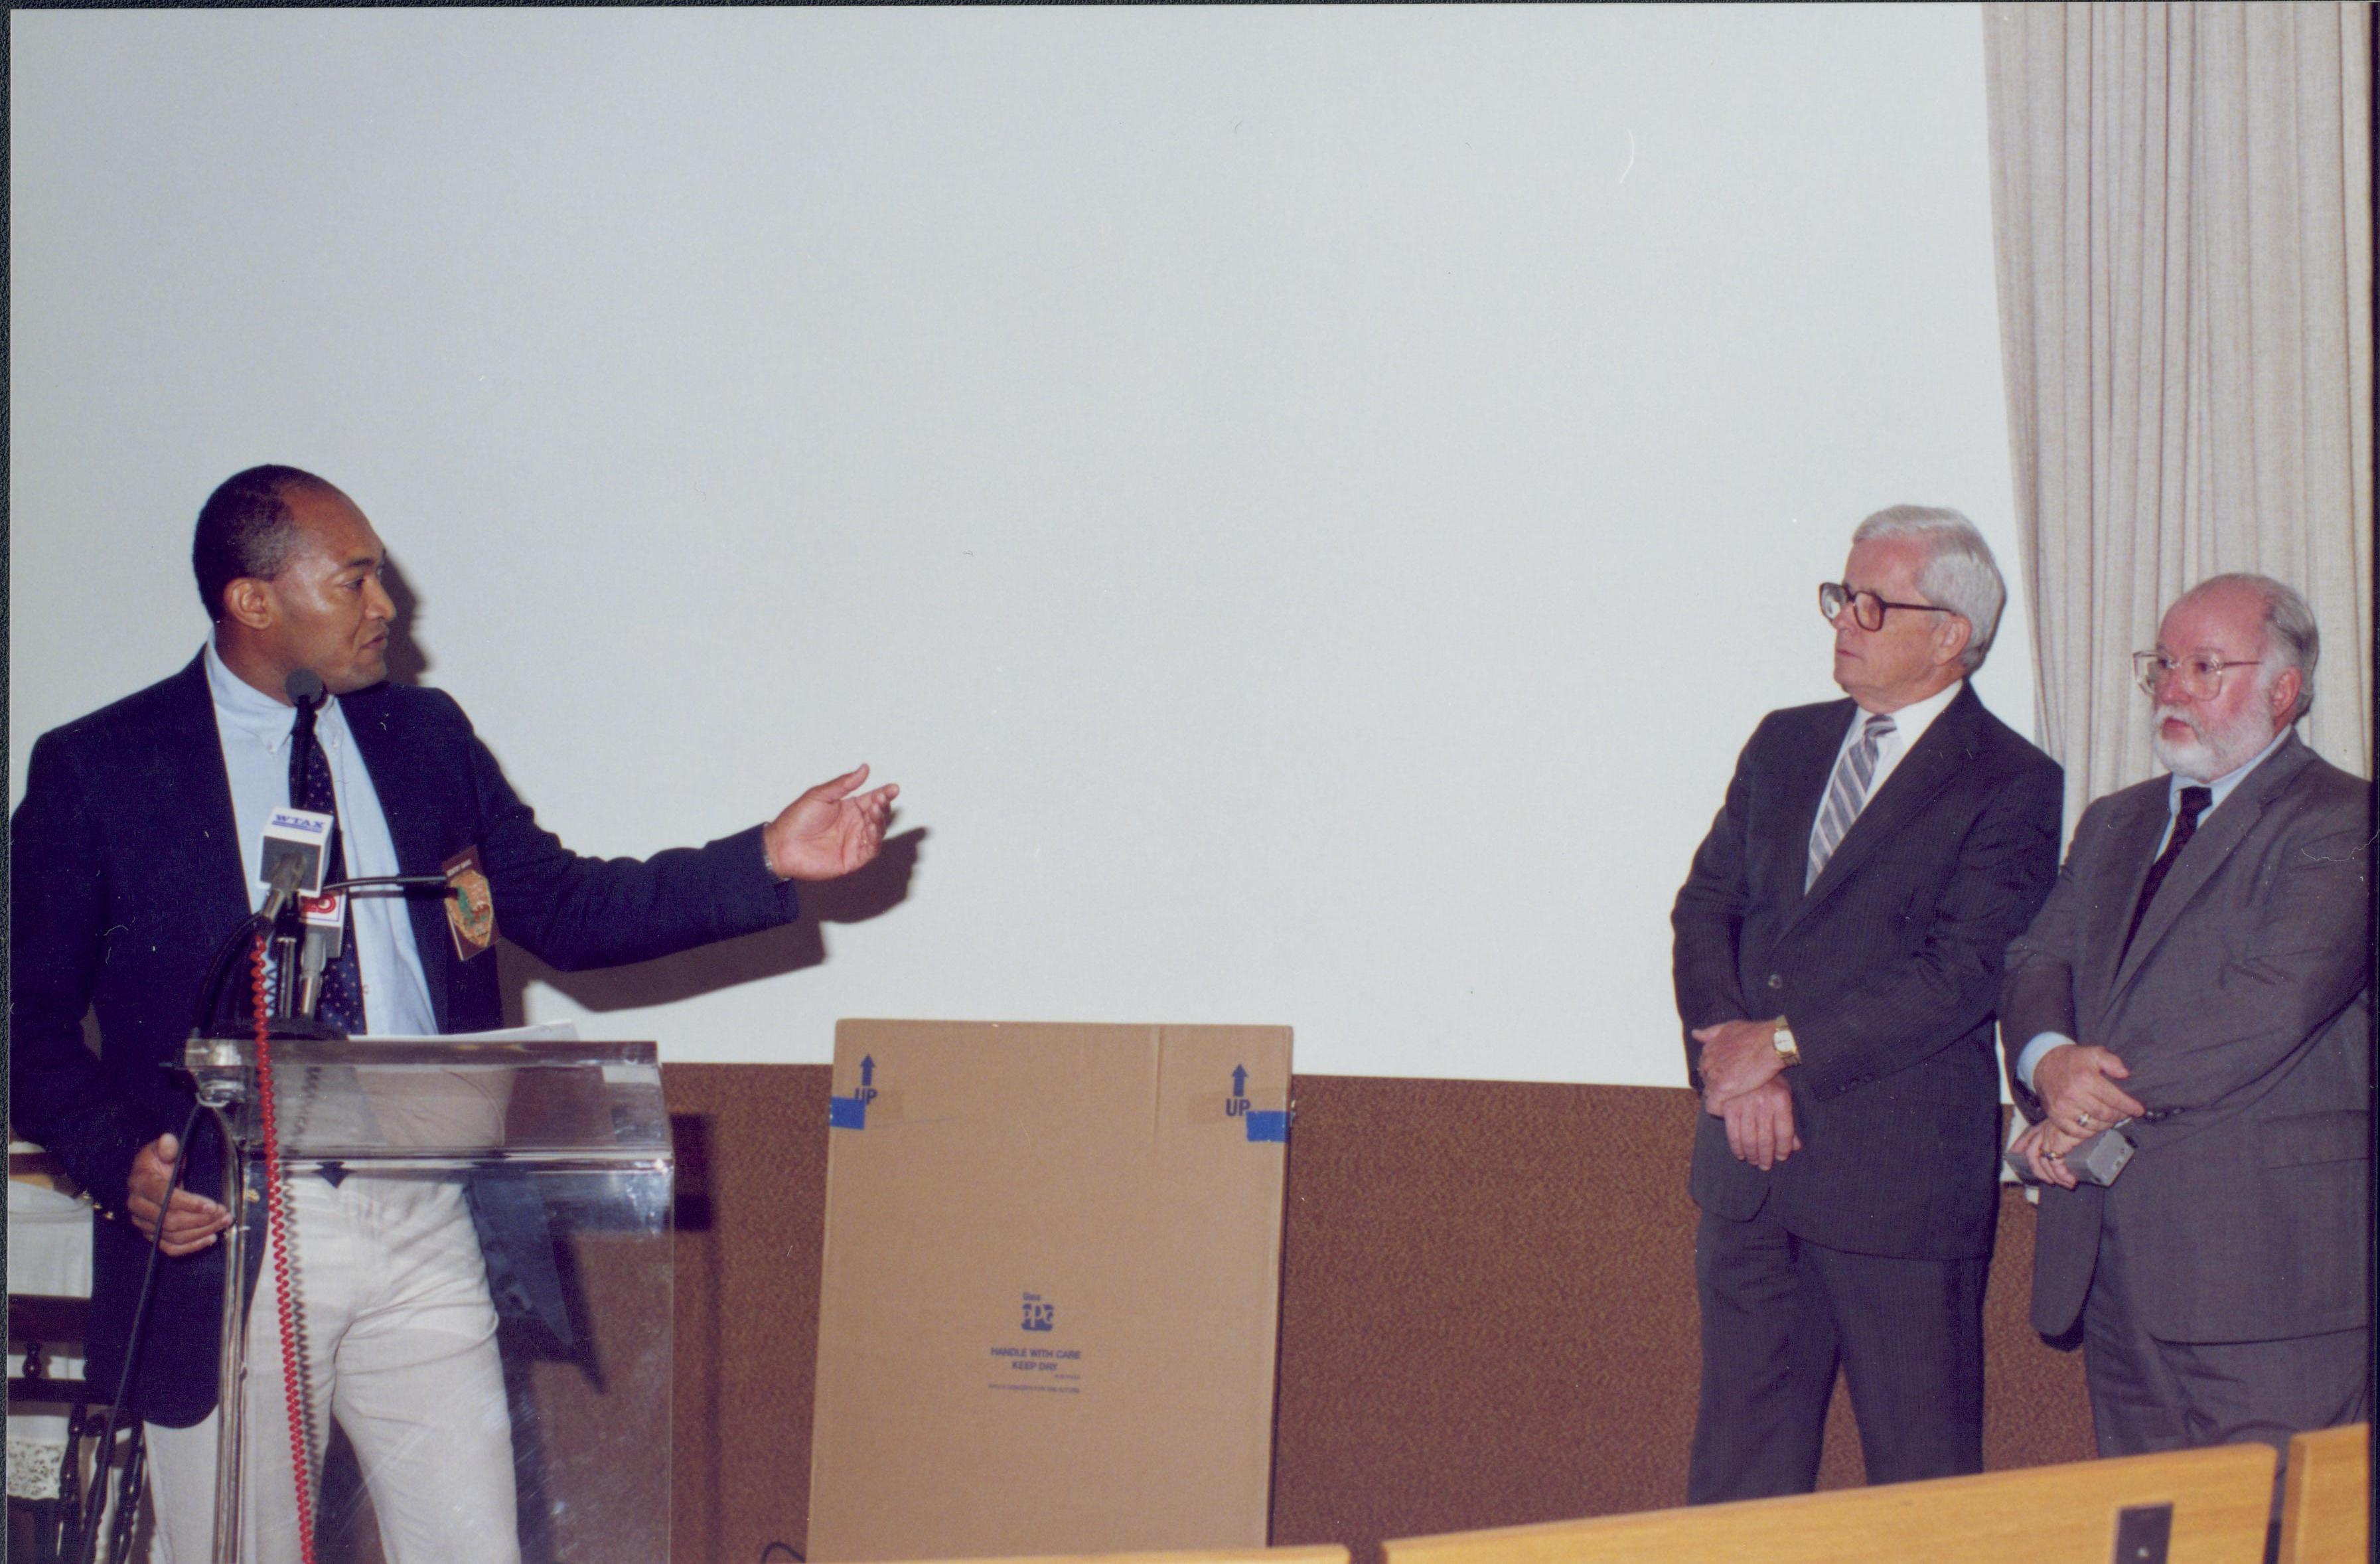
[1771, 1019, 1801, 1069]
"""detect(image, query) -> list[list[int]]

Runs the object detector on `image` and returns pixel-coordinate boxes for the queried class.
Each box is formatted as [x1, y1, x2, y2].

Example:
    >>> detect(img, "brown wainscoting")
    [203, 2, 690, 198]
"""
[663, 1067, 2094, 1564]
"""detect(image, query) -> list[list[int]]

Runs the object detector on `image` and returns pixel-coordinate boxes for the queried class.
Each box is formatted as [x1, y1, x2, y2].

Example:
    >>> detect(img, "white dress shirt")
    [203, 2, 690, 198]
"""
[204, 638, 437, 1036]
[1822, 677, 1965, 807]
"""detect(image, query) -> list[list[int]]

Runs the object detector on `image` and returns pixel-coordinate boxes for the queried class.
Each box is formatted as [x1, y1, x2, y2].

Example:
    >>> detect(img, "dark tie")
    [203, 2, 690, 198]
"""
[2120, 785, 2213, 961]
[290, 696, 367, 1035]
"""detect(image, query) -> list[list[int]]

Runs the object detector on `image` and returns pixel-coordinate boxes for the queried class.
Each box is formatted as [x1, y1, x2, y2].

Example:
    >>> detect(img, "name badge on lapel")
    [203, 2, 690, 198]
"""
[442, 846, 496, 960]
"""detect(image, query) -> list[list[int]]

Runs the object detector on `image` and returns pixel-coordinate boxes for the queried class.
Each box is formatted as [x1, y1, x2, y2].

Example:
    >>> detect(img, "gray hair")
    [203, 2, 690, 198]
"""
[1850, 505, 2007, 672]
[2179, 572, 2318, 722]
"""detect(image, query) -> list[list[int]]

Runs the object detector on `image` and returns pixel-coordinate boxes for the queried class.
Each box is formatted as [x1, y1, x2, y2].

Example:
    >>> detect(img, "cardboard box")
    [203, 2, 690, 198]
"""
[806, 1020, 1293, 1561]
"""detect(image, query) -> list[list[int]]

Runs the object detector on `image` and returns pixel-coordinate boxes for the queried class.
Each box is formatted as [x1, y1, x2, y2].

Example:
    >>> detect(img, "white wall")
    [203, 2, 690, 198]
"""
[9, 5, 2032, 1085]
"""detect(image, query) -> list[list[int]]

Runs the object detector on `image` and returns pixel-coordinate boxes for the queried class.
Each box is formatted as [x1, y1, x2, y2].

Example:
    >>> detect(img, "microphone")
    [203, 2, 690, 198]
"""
[284, 669, 329, 848]
[265, 851, 307, 1018]
[279, 668, 329, 1018]
[260, 851, 308, 923]
[271, 675, 322, 1024]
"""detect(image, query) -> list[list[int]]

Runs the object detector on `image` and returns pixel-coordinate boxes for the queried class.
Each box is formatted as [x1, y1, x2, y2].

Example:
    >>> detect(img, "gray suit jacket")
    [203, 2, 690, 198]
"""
[2001, 732, 2373, 1342]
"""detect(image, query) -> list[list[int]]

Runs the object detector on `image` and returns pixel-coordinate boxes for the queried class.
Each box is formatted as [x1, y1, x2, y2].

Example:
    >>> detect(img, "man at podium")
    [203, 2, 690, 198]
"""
[9, 463, 900, 1563]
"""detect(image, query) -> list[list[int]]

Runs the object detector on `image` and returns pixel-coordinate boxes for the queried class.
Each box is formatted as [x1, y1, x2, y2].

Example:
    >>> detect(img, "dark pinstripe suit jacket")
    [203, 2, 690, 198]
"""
[1673, 684, 2063, 1260]
[2002, 734, 2373, 1342]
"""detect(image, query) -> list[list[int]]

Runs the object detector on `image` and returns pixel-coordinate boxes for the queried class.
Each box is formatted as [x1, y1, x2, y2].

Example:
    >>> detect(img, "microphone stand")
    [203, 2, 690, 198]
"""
[181, 869, 459, 1562]
[277, 672, 335, 1033]
[280, 874, 457, 1032]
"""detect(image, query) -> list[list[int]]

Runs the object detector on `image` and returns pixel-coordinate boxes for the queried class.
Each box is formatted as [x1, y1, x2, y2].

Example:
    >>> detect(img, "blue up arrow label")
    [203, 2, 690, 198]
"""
[1225, 1063, 1288, 1142]
[829, 1054, 881, 1130]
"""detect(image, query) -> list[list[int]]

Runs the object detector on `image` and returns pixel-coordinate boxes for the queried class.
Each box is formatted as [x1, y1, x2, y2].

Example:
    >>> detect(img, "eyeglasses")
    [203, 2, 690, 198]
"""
[1819, 581, 1951, 632]
[2134, 651, 2260, 700]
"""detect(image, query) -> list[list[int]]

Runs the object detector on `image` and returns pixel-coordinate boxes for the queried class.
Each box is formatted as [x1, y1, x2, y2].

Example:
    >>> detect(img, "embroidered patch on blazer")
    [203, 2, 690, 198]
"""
[442, 846, 496, 960]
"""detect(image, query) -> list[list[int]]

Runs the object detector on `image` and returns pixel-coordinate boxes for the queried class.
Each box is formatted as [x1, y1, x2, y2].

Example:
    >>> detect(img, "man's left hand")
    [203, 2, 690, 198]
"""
[1717, 1078, 1801, 1170]
[765, 765, 901, 882]
[1692, 1017, 1787, 1109]
[2010, 1118, 2085, 1190]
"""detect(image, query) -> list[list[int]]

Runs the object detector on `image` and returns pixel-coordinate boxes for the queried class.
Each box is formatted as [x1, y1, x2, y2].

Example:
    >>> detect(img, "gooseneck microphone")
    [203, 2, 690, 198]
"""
[285, 668, 326, 718]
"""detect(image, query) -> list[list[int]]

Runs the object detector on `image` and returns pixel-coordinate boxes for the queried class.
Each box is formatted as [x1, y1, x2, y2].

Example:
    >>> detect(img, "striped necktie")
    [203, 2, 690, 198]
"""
[1807, 712, 1897, 888]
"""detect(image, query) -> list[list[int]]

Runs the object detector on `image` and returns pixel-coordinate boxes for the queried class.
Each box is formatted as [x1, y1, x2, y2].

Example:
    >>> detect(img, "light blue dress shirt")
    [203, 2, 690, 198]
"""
[204, 638, 438, 1036]
[2013, 722, 2296, 1090]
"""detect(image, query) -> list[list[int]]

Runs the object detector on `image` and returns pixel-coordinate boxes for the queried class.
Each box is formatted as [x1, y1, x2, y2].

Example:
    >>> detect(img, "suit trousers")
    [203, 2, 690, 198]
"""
[2081, 1189, 2371, 1498]
[1688, 1200, 1986, 1502]
[143, 1174, 520, 1564]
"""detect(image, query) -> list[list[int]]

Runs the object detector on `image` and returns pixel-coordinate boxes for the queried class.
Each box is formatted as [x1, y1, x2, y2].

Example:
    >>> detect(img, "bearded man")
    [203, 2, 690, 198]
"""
[2005, 574, 2372, 1478]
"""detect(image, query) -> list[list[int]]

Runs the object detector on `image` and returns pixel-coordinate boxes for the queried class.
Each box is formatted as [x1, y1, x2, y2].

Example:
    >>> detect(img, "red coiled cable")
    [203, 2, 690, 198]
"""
[250, 932, 319, 1564]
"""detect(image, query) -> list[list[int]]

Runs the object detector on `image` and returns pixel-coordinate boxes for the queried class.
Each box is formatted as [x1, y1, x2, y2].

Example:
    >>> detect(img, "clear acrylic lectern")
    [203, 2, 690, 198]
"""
[182, 1034, 672, 1564]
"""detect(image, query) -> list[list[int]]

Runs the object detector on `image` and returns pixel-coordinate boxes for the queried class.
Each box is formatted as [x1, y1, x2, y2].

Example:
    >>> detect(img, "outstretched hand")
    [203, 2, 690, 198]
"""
[765, 765, 901, 883]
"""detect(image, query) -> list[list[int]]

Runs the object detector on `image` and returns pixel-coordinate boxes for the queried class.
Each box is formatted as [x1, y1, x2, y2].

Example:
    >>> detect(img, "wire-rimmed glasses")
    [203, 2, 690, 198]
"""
[2133, 651, 2259, 700]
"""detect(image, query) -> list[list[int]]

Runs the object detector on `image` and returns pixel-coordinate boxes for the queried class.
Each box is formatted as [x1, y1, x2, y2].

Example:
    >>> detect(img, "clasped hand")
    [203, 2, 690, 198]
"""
[2012, 1043, 2142, 1190]
[2008, 1119, 2087, 1189]
[2031, 1043, 2143, 1138]
[1691, 1018, 1801, 1172]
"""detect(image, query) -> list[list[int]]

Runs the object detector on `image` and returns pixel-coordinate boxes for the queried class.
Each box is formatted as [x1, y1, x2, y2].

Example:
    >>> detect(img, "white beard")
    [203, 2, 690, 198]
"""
[2151, 701, 2278, 783]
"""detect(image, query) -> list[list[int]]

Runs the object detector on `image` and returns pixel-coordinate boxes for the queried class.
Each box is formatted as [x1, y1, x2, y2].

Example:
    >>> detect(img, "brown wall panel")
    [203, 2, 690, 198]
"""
[668, 1064, 836, 1564]
[1263, 1076, 2095, 1555]
[664, 1066, 2094, 1563]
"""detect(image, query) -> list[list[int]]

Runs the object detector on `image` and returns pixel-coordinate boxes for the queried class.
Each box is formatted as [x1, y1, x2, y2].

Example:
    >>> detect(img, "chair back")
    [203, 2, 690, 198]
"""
[1383, 1443, 2277, 1564]
[2276, 1423, 2369, 1564]
[860, 1547, 1349, 1564]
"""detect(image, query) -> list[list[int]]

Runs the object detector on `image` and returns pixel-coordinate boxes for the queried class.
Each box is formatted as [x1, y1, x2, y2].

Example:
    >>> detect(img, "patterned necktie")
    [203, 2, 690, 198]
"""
[290, 696, 367, 1034]
[2120, 785, 2213, 962]
[1807, 713, 1897, 888]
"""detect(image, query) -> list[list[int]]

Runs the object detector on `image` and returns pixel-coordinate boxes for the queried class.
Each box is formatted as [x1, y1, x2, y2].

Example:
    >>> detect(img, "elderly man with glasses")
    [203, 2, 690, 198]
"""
[2003, 574, 2371, 1498]
[1671, 505, 2063, 1502]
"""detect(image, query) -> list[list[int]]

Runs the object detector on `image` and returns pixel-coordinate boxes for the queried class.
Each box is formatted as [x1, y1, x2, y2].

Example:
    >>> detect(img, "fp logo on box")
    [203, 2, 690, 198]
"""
[1021, 1292, 1055, 1332]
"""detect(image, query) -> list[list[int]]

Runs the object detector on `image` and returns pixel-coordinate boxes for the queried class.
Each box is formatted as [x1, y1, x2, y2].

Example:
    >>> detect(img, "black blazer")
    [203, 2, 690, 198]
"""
[10, 653, 798, 1423]
[1671, 684, 2062, 1260]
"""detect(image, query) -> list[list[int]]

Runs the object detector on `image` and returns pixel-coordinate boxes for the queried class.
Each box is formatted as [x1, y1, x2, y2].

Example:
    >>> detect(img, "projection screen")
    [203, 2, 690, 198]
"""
[9, 5, 2034, 1085]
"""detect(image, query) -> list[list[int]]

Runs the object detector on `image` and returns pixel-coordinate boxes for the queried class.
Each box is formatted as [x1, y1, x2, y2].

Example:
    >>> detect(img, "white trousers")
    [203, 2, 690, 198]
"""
[143, 1173, 520, 1564]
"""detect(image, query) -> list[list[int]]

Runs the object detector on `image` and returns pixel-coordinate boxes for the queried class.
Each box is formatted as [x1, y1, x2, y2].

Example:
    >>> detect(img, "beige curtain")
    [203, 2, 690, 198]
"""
[1984, 1, 2372, 833]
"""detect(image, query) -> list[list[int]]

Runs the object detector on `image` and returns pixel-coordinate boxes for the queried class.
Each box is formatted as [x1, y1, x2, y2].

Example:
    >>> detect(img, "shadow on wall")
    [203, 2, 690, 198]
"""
[378, 556, 431, 687]
[496, 826, 927, 1023]
[371, 563, 922, 1022]
[301, 587, 911, 1564]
